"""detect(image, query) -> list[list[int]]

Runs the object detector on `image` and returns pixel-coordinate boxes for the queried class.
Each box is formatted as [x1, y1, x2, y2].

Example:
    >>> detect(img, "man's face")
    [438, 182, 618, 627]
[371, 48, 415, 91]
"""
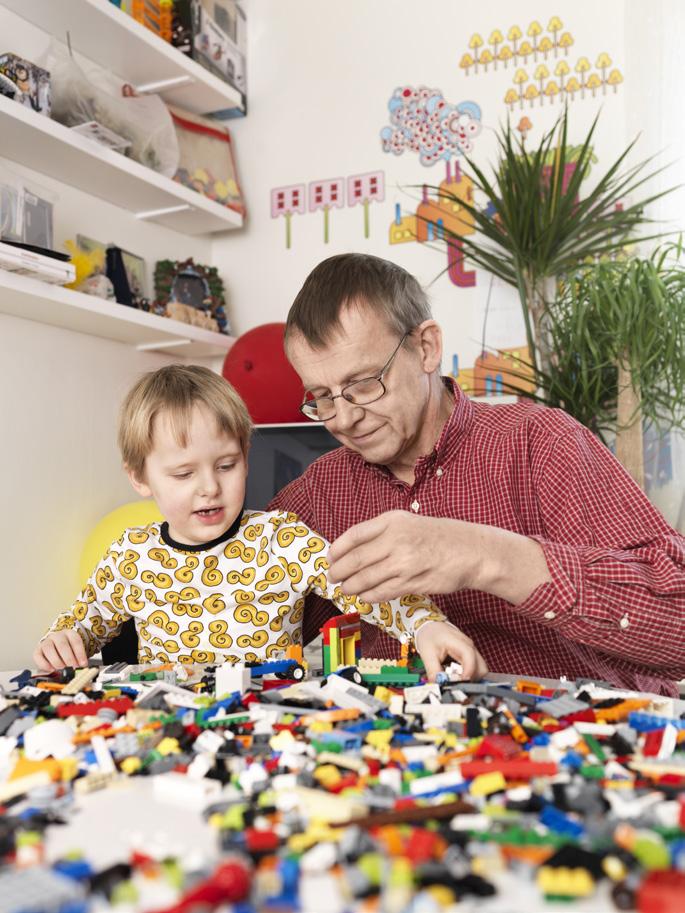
[128, 404, 247, 545]
[288, 304, 435, 470]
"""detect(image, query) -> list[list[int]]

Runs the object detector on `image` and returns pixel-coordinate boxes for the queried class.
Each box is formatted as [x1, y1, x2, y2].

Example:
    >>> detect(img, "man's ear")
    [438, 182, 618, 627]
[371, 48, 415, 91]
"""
[125, 464, 152, 498]
[415, 320, 443, 374]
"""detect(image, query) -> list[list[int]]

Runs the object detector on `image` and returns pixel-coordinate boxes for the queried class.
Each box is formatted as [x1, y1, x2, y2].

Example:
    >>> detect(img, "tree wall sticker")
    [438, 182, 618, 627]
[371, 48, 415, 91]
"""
[347, 172, 385, 239]
[308, 178, 344, 244]
[270, 184, 305, 249]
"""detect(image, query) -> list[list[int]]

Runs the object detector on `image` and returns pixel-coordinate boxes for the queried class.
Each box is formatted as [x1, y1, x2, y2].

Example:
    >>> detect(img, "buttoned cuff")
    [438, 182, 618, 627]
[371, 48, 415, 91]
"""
[511, 537, 583, 626]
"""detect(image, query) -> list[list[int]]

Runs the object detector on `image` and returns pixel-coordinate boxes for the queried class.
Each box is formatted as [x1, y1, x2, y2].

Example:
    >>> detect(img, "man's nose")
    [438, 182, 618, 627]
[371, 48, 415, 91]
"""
[329, 397, 364, 433]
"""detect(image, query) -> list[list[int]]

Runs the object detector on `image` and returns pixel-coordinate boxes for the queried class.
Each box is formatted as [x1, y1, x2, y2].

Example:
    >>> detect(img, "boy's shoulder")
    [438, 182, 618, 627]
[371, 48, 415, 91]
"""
[110, 522, 164, 551]
[241, 508, 310, 532]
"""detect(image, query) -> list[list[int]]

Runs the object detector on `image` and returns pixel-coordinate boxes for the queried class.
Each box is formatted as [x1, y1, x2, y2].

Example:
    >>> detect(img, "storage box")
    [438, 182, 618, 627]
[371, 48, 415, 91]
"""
[191, 0, 246, 100]
[0, 52, 51, 116]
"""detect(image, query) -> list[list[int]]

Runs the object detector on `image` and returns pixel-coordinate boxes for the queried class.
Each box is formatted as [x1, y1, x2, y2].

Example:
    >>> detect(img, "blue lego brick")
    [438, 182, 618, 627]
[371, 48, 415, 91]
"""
[628, 711, 685, 732]
[540, 805, 585, 839]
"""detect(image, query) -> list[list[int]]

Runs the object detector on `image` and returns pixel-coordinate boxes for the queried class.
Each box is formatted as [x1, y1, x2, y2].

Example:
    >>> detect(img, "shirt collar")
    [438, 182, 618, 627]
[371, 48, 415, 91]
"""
[426, 376, 475, 469]
[362, 376, 474, 480]
[160, 509, 243, 552]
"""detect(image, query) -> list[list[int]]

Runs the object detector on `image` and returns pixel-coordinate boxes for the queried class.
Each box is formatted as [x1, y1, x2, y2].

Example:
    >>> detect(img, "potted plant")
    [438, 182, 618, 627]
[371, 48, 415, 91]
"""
[530, 245, 685, 489]
[433, 109, 673, 382]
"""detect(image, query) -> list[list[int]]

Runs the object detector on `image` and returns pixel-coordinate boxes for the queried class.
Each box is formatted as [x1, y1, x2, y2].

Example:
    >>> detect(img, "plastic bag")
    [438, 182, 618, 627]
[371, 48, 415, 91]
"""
[43, 41, 179, 177]
[168, 104, 245, 214]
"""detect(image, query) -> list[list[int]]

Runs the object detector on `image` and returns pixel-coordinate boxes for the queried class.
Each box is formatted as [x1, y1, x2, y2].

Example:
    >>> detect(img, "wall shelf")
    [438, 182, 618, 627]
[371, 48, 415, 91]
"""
[0, 95, 243, 235]
[2, 0, 243, 116]
[0, 269, 237, 357]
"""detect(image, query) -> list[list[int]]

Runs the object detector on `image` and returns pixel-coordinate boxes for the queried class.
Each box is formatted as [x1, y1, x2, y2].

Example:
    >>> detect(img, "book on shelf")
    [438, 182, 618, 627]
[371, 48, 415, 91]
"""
[0, 240, 75, 285]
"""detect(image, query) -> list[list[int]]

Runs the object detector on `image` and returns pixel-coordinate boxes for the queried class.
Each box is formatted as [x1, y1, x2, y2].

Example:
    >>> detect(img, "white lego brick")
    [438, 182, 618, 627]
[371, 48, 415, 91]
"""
[152, 771, 221, 808]
[389, 694, 404, 716]
[378, 766, 402, 794]
[410, 770, 463, 795]
[400, 744, 439, 764]
[23, 720, 75, 761]
[403, 683, 440, 703]
[90, 735, 116, 774]
[215, 662, 251, 696]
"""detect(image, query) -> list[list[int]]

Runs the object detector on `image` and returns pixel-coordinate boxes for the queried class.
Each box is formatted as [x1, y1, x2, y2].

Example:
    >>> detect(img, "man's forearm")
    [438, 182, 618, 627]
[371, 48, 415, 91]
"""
[458, 522, 552, 605]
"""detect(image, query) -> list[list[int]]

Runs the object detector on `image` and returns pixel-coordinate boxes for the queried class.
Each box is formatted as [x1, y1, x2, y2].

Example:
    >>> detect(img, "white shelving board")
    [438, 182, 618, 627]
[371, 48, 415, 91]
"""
[1, 0, 243, 116]
[0, 269, 237, 357]
[0, 95, 243, 235]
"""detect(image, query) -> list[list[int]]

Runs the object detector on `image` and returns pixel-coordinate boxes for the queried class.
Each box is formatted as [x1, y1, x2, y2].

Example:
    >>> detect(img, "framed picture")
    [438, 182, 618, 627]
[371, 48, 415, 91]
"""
[154, 257, 231, 335]
[0, 179, 22, 241]
[76, 234, 108, 275]
[119, 249, 146, 299]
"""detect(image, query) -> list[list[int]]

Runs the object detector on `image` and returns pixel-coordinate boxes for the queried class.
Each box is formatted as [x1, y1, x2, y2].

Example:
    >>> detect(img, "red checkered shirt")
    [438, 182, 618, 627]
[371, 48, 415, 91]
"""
[269, 379, 685, 696]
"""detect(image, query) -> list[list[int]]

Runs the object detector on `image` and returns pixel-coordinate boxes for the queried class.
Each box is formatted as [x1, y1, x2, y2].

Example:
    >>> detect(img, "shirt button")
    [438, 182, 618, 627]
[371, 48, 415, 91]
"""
[619, 614, 630, 629]
[410, 500, 420, 513]
[436, 467, 444, 477]
[544, 610, 556, 620]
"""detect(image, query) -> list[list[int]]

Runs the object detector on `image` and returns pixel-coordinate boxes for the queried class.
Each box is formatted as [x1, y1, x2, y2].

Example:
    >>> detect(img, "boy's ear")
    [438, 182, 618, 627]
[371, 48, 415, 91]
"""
[125, 464, 152, 498]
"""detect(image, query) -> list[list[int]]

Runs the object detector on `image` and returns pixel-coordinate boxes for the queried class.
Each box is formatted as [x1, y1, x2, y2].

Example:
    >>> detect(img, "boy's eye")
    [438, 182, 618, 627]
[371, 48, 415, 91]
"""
[219, 463, 235, 472]
[173, 472, 191, 480]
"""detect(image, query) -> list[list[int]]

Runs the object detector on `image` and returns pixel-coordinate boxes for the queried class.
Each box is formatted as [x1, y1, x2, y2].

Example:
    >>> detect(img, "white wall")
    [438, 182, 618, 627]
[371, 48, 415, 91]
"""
[0, 4, 223, 667]
[214, 0, 628, 371]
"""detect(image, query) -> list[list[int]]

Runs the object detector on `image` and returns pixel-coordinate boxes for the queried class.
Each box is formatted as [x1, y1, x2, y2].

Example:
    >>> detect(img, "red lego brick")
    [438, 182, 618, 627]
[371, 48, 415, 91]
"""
[57, 697, 134, 717]
[461, 760, 558, 779]
[475, 735, 521, 760]
[636, 870, 685, 913]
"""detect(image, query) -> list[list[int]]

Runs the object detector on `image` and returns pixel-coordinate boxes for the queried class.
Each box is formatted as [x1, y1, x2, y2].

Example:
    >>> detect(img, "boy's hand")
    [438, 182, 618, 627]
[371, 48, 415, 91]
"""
[414, 621, 488, 683]
[33, 630, 88, 672]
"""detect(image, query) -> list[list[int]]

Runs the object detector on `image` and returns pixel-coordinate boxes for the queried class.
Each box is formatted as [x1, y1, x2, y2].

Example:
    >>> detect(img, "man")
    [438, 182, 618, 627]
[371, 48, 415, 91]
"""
[269, 253, 685, 695]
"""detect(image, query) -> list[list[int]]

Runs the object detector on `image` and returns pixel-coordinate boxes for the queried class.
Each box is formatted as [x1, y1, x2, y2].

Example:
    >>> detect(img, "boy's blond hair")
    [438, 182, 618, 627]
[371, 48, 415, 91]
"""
[118, 365, 252, 479]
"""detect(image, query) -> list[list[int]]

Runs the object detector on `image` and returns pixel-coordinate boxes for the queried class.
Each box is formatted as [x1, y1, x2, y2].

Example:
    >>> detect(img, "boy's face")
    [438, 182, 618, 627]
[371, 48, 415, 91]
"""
[128, 403, 247, 546]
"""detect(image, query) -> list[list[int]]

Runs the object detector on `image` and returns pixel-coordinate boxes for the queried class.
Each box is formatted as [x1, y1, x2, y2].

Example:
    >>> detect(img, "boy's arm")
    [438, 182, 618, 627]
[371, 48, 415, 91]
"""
[271, 517, 447, 642]
[35, 539, 132, 669]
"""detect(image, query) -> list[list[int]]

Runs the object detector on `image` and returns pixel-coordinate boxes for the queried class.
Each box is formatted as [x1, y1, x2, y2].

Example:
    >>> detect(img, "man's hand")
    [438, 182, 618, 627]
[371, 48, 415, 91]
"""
[328, 511, 480, 602]
[328, 510, 551, 605]
[414, 620, 488, 682]
[33, 630, 88, 672]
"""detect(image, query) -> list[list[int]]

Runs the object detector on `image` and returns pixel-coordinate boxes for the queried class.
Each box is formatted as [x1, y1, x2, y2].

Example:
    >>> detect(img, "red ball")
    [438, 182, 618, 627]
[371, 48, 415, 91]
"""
[222, 323, 307, 424]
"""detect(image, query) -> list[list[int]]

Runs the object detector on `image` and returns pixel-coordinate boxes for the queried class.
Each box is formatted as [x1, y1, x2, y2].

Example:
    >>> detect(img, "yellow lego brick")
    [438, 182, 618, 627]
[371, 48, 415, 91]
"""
[366, 729, 393, 748]
[156, 737, 180, 756]
[537, 866, 595, 898]
[314, 764, 342, 787]
[373, 686, 393, 704]
[469, 771, 507, 797]
[121, 757, 142, 776]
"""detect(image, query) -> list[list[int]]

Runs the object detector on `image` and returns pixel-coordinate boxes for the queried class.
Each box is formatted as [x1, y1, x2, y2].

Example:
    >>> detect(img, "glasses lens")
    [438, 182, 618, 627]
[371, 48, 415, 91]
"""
[343, 377, 385, 405]
[301, 394, 335, 421]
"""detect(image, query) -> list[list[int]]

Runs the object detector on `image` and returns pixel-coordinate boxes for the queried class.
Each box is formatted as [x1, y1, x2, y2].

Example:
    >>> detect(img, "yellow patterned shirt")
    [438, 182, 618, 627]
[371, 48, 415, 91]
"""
[46, 510, 447, 665]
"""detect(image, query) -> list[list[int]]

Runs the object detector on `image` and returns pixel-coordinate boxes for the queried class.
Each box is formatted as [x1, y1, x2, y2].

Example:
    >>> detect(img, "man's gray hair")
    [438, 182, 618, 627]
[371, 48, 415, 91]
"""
[285, 253, 432, 348]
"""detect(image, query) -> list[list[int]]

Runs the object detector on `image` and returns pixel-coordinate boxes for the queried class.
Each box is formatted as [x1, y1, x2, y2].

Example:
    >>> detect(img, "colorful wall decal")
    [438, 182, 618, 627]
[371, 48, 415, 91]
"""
[347, 171, 385, 239]
[460, 18, 576, 76]
[380, 87, 483, 166]
[450, 346, 536, 397]
[389, 161, 476, 288]
[270, 171, 385, 249]
[308, 178, 344, 244]
[271, 184, 305, 249]
[457, 17, 623, 108]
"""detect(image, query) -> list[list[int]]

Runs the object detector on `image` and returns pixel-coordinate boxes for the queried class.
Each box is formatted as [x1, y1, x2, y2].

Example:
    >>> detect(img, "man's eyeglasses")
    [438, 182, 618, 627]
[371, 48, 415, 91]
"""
[300, 331, 411, 421]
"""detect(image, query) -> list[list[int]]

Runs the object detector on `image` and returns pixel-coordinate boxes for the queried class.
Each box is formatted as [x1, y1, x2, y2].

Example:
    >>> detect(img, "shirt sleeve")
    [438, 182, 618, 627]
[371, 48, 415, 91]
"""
[513, 420, 685, 678]
[270, 516, 447, 642]
[43, 537, 133, 657]
[269, 474, 343, 644]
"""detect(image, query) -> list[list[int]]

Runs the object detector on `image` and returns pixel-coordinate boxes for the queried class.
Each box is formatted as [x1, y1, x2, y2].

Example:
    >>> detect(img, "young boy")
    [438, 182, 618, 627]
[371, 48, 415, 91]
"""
[34, 366, 486, 681]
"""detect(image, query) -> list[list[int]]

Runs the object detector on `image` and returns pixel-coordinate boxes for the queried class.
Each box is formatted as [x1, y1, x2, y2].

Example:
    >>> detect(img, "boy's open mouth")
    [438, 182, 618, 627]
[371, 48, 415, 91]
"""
[195, 507, 224, 518]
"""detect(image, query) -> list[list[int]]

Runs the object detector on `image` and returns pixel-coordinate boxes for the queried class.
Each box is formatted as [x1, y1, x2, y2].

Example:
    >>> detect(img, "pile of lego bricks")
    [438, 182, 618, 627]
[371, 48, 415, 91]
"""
[0, 663, 684, 913]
